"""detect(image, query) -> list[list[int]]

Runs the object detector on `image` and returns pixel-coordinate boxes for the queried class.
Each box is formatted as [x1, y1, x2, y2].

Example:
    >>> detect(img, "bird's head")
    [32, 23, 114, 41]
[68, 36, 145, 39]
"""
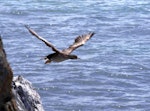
[69, 55, 78, 59]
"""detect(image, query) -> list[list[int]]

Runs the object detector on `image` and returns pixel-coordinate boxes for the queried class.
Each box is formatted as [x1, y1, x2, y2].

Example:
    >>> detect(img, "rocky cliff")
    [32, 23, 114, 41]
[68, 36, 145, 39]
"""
[0, 37, 44, 111]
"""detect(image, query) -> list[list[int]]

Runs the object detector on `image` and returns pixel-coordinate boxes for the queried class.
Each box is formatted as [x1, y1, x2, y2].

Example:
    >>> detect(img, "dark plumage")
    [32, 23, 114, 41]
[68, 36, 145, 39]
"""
[25, 25, 95, 64]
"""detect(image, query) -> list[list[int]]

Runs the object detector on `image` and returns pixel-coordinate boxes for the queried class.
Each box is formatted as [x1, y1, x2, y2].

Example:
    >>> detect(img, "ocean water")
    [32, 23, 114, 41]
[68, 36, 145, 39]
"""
[0, 0, 150, 111]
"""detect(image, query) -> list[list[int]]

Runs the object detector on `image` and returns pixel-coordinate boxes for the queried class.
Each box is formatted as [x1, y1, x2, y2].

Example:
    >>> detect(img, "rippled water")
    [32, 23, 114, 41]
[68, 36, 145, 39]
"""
[1, 0, 150, 111]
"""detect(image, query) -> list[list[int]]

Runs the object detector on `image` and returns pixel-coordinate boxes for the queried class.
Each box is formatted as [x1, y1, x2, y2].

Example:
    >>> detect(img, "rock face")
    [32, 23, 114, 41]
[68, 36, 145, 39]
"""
[0, 36, 18, 111]
[0, 37, 44, 111]
[13, 76, 44, 111]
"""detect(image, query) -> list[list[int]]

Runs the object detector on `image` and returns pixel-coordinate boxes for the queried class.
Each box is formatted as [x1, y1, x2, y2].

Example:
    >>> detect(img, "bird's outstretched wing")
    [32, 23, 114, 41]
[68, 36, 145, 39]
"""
[25, 25, 60, 53]
[62, 32, 95, 54]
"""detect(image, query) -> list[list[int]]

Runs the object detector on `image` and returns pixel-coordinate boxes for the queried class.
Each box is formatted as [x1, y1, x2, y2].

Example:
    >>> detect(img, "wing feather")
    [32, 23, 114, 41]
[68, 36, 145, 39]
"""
[25, 25, 60, 53]
[62, 32, 95, 54]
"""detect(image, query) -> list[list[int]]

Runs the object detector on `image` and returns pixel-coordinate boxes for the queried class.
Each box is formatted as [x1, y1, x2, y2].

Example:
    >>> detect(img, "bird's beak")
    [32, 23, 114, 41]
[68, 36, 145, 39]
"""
[77, 57, 81, 60]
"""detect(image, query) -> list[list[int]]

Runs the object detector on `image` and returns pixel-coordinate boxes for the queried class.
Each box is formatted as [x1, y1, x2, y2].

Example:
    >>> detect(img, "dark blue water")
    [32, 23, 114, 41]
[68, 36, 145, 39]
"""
[1, 0, 150, 111]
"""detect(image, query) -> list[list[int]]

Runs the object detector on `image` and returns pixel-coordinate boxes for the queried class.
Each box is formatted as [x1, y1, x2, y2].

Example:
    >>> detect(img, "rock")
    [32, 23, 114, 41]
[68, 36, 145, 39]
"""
[0, 36, 18, 111]
[13, 76, 44, 111]
[0, 37, 44, 111]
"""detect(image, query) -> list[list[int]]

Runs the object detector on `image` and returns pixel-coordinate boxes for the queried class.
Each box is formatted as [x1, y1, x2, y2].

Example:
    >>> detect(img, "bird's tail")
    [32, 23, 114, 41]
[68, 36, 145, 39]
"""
[43, 56, 51, 64]
[38, 56, 51, 64]
[40, 56, 47, 60]
[45, 59, 51, 64]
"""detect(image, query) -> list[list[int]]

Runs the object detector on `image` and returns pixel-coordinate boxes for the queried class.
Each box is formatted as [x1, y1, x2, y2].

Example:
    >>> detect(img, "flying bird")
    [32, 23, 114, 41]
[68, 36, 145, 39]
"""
[25, 25, 95, 64]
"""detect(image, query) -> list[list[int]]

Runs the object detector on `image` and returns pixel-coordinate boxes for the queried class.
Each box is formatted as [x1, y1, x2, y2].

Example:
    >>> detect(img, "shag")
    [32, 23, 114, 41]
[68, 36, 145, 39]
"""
[25, 25, 95, 64]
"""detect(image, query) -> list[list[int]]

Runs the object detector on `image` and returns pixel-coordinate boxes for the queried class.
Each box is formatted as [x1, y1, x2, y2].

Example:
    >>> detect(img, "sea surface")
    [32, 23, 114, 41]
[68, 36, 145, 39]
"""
[0, 0, 150, 111]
